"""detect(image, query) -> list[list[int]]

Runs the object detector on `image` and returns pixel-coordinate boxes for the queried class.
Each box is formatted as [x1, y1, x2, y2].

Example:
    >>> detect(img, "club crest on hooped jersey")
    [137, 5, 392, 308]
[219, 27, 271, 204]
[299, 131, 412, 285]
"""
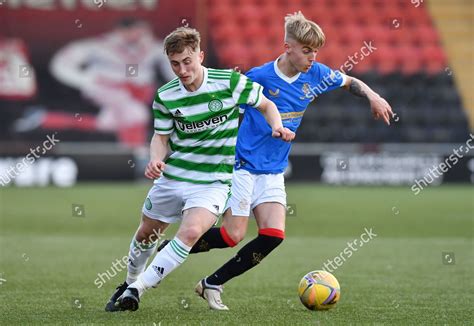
[208, 99, 223, 112]
[299, 83, 313, 100]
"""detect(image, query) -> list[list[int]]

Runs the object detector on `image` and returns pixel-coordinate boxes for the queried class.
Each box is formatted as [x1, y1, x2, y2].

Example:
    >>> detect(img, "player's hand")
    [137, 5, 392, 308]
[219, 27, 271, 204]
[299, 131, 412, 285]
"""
[370, 95, 394, 126]
[145, 160, 166, 180]
[272, 127, 296, 142]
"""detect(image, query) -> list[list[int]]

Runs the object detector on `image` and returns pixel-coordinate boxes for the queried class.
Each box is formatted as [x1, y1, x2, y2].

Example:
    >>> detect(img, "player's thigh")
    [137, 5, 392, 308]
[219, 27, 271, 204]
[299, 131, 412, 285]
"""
[226, 169, 255, 217]
[177, 182, 231, 246]
[252, 172, 286, 230]
[253, 202, 286, 231]
[138, 177, 186, 243]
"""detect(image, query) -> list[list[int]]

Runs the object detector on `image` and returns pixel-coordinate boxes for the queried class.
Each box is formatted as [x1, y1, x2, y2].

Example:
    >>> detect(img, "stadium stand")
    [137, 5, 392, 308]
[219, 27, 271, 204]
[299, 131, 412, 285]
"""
[207, 0, 470, 143]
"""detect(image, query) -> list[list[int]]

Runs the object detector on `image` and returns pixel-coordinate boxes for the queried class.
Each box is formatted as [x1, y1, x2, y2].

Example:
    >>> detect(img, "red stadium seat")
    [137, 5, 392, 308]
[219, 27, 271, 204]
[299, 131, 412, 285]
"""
[421, 45, 447, 74]
[234, 0, 262, 6]
[335, 24, 365, 47]
[371, 46, 400, 74]
[397, 45, 424, 75]
[259, 4, 282, 26]
[328, 7, 353, 27]
[413, 25, 441, 46]
[353, 9, 377, 28]
[266, 20, 285, 46]
[240, 20, 266, 42]
[208, 4, 234, 25]
[218, 42, 252, 69]
[212, 22, 244, 47]
[235, 5, 261, 25]
[362, 26, 397, 48]
[249, 40, 276, 66]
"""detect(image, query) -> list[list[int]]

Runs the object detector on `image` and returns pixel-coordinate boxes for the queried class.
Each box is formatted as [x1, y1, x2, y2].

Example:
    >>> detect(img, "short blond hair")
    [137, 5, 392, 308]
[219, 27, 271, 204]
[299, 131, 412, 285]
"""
[164, 27, 201, 55]
[284, 11, 325, 49]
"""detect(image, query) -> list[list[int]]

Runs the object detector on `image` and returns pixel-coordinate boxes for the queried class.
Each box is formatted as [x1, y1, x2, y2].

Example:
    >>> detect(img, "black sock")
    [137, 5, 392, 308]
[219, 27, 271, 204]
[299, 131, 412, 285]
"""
[190, 227, 229, 253]
[206, 233, 284, 286]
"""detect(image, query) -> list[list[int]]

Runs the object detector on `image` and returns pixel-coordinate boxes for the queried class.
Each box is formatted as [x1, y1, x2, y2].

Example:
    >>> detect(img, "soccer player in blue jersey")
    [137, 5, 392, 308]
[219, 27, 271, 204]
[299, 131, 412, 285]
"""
[186, 12, 394, 310]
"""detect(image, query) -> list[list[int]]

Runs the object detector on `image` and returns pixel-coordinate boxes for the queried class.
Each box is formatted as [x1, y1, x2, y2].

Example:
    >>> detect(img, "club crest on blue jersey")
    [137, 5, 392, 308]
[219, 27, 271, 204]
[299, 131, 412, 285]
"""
[299, 83, 313, 100]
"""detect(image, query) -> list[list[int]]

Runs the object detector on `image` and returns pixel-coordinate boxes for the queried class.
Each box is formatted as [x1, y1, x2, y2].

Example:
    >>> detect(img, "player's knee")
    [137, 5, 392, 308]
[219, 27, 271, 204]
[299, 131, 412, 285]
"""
[178, 226, 203, 245]
[226, 227, 246, 244]
[220, 225, 244, 247]
[135, 228, 155, 244]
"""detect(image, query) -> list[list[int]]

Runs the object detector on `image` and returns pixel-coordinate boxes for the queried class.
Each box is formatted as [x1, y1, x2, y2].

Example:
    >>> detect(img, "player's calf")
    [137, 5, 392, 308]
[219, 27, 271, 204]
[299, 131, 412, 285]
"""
[126, 216, 168, 285]
[189, 214, 248, 253]
[189, 226, 240, 253]
[205, 228, 285, 287]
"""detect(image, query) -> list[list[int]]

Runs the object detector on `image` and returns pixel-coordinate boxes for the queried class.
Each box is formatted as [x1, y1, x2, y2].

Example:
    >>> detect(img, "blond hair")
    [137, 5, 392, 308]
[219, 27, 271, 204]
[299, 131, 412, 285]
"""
[284, 11, 325, 49]
[164, 27, 201, 55]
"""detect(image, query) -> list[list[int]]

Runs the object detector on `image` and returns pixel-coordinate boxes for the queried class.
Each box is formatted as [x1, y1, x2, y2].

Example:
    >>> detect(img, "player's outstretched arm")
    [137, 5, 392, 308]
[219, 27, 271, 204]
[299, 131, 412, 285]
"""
[256, 95, 295, 142]
[145, 133, 170, 179]
[343, 76, 394, 126]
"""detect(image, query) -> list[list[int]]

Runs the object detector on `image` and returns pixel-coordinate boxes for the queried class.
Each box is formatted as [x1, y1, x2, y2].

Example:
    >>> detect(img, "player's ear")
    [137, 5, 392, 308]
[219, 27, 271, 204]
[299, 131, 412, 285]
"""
[199, 50, 204, 64]
[284, 42, 291, 54]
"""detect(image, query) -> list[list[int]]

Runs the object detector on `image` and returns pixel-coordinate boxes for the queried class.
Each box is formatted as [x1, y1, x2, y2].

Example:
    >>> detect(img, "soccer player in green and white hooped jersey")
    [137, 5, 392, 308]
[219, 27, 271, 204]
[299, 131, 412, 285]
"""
[104, 27, 295, 312]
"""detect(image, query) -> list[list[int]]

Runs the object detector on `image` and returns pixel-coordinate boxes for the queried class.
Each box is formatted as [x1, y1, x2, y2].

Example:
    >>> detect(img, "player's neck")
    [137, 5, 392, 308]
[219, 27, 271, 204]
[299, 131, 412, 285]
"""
[277, 54, 299, 78]
[184, 66, 205, 92]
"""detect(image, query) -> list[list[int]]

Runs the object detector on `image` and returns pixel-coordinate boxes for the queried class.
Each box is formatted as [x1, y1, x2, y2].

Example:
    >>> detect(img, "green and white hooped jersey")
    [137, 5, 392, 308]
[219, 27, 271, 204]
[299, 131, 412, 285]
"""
[153, 67, 263, 185]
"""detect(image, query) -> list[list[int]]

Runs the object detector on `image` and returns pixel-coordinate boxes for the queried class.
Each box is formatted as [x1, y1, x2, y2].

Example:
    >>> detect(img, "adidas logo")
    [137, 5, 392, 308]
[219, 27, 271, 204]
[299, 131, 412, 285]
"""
[152, 265, 165, 276]
[174, 109, 183, 117]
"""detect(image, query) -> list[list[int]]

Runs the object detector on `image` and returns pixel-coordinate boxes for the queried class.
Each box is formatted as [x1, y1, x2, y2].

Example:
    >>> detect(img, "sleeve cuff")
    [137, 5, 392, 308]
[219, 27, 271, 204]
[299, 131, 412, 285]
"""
[154, 129, 174, 135]
[339, 72, 347, 87]
[252, 85, 264, 108]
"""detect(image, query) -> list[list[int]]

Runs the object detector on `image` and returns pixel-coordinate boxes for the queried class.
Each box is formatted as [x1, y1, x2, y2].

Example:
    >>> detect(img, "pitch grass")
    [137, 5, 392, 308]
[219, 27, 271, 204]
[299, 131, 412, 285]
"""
[0, 183, 472, 325]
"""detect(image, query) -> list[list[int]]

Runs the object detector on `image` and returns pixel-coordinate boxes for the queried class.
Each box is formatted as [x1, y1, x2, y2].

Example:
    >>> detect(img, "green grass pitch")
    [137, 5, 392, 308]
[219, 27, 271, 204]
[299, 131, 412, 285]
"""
[0, 183, 472, 325]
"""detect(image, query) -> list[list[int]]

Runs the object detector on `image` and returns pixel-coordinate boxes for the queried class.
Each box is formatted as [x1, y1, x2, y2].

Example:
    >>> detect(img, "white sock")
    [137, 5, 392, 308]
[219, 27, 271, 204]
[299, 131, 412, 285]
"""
[126, 238, 157, 285]
[130, 237, 190, 295]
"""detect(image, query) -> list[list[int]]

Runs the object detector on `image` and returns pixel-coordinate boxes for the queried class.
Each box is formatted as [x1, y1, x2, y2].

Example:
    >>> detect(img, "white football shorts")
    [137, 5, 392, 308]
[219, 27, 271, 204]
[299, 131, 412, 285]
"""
[226, 168, 286, 216]
[142, 176, 230, 224]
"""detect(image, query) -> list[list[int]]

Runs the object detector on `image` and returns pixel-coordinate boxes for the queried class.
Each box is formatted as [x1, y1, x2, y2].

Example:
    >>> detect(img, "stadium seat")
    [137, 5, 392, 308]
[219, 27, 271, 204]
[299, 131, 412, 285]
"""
[398, 46, 424, 75]
[212, 22, 244, 47]
[218, 43, 251, 68]
[414, 25, 441, 46]
[421, 45, 447, 74]
[235, 5, 262, 25]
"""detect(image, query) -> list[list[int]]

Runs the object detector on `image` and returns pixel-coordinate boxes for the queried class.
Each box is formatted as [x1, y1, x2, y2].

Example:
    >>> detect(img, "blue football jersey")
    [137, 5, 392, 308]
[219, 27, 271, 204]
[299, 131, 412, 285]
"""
[236, 58, 346, 174]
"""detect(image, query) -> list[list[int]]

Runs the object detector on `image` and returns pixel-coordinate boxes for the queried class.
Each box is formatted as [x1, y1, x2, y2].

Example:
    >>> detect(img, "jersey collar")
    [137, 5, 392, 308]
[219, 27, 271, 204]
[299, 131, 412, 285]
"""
[274, 56, 301, 84]
[179, 66, 208, 94]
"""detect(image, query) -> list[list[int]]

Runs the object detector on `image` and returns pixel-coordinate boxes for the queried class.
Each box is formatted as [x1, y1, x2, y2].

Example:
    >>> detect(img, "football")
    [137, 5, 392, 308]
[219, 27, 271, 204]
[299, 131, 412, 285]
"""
[298, 270, 340, 310]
